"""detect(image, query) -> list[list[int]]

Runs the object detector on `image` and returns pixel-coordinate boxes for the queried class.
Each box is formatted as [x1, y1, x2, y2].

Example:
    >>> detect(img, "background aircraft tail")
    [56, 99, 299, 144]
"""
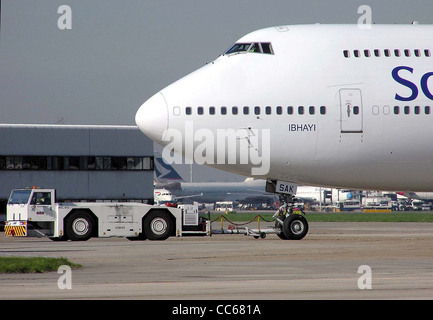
[154, 157, 184, 182]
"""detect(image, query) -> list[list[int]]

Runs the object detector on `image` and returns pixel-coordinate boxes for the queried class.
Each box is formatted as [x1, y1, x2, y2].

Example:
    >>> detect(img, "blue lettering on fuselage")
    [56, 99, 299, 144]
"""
[392, 66, 433, 101]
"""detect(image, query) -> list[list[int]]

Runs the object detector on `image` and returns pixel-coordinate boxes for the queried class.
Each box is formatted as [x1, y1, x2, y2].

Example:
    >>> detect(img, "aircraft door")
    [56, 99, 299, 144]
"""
[339, 89, 363, 133]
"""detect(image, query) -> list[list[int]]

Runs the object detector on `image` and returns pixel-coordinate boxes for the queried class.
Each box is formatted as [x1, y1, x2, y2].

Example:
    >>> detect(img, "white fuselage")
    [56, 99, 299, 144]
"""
[136, 24, 433, 192]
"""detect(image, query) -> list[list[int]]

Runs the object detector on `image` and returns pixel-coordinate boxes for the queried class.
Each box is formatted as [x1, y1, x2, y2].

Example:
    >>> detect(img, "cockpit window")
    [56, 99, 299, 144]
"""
[261, 43, 273, 54]
[225, 43, 252, 54]
[224, 42, 274, 55]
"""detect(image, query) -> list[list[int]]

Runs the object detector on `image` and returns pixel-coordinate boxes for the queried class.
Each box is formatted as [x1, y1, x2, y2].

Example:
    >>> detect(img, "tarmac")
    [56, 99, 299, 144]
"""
[1, 222, 433, 300]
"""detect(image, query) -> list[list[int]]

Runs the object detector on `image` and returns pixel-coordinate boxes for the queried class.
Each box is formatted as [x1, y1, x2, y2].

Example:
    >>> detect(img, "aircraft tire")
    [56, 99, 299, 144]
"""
[282, 214, 308, 240]
[275, 220, 289, 239]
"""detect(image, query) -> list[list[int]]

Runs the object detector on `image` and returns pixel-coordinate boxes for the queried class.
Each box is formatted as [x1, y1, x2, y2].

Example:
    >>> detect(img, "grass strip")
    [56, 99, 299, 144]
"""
[0, 257, 81, 273]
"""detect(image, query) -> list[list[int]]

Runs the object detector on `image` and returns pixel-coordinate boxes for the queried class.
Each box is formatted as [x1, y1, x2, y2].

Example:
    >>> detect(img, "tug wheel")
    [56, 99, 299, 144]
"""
[143, 210, 173, 241]
[65, 211, 94, 241]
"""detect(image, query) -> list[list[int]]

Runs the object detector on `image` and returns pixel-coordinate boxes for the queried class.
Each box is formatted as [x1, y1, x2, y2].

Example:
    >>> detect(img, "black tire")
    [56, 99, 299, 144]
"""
[275, 220, 289, 240]
[126, 233, 147, 241]
[143, 210, 173, 241]
[65, 211, 94, 241]
[282, 214, 309, 240]
[49, 236, 68, 241]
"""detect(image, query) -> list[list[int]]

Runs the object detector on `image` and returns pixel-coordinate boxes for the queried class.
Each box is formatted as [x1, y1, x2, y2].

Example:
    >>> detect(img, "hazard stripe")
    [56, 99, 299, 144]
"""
[5, 225, 27, 237]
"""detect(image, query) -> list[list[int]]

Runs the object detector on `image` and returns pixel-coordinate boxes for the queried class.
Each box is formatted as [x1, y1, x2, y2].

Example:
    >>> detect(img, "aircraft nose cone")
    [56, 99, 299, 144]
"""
[135, 92, 168, 143]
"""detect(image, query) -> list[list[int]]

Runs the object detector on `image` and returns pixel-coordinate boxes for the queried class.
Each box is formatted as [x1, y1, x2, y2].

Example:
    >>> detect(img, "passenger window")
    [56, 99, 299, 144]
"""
[364, 50, 370, 57]
[394, 49, 400, 57]
[425, 49, 431, 57]
[221, 107, 227, 115]
[197, 107, 204, 115]
[353, 106, 360, 115]
[298, 106, 304, 115]
[404, 106, 410, 114]
[254, 106, 260, 115]
[414, 49, 421, 57]
[374, 49, 380, 57]
[343, 50, 350, 58]
[265, 106, 271, 115]
[209, 106, 215, 115]
[394, 106, 400, 114]
[173, 106, 180, 116]
[384, 49, 391, 57]
[243, 106, 249, 115]
[309, 106, 315, 115]
[276, 106, 282, 115]
[320, 106, 326, 115]
[354, 50, 360, 58]
[414, 106, 420, 114]
[186, 107, 192, 115]
[404, 49, 411, 57]
[287, 106, 293, 115]
[425, 106, 431, 114]
[232, 106, 238, 115]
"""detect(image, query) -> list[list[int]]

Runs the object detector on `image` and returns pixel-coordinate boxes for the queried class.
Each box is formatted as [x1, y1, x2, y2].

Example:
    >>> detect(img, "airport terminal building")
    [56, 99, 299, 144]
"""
[0, 124, 154, 215]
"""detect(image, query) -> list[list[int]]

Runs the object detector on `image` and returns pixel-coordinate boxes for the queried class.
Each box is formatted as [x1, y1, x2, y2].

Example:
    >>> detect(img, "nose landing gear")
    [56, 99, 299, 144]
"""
[273, 192, 309, 240]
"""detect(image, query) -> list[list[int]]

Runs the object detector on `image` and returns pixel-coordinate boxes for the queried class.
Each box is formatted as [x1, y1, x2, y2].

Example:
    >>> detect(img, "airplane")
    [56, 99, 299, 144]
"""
[153, 157, 332, 205]
[136, 24, 433, 239]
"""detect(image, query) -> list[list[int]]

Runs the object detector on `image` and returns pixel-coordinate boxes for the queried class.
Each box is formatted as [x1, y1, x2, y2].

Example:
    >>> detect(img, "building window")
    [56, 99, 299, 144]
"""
[0, 156, 152, 171]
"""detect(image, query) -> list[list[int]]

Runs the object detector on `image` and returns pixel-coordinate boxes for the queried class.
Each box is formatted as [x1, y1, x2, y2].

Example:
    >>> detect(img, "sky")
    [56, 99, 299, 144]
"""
[1, 0, 433, 181]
